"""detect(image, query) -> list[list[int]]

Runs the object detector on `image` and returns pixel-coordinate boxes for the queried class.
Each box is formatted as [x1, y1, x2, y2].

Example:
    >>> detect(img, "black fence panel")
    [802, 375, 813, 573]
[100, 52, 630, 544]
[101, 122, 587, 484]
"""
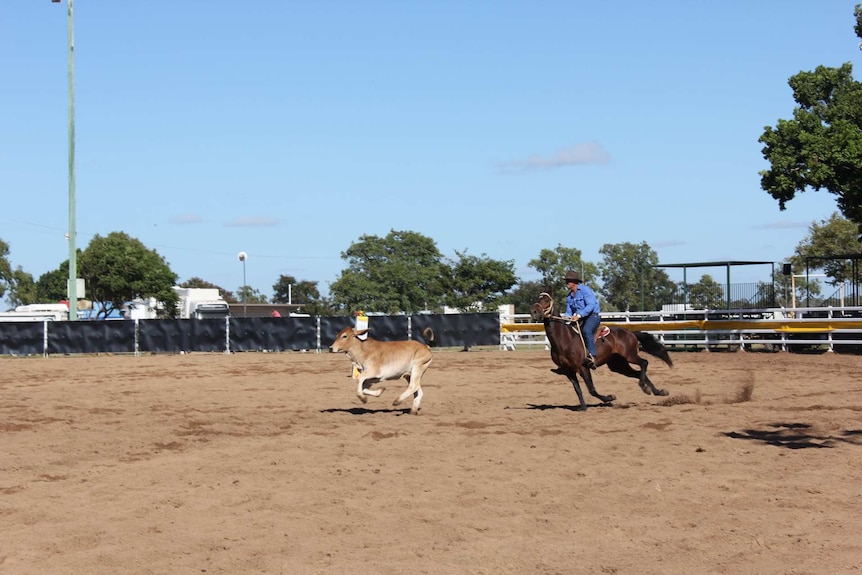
[0, 322, 46, 356]
[139, 319, 194, 353]
[189, 319, 229, 352]
[47, 321, 136, 354]
[365, 315, 410, 341]
[280, 316, 319, 351]
[229, 317, 317, 352]
[318, 316, 355, 351]
[0, 312, 502, 355]
[412, 312, 499, 348]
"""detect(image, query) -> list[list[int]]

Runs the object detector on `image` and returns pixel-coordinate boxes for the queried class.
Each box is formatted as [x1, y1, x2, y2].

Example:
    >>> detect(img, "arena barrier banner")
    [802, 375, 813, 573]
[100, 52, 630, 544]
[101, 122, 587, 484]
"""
[0, 312, 502, 356]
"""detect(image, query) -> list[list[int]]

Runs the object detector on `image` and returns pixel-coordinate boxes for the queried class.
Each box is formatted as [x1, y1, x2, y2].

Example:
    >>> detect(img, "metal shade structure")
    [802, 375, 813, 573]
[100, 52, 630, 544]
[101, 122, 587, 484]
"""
[654, 260, 777, 310]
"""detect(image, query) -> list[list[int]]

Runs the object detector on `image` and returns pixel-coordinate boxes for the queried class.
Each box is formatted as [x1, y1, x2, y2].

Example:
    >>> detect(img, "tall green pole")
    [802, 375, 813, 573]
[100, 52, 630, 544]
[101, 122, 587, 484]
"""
[66, 0, 77, 320]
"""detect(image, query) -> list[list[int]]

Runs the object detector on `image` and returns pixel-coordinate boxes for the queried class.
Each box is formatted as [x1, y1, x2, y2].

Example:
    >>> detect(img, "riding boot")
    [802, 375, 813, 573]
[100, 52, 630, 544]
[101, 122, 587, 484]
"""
[585, 354, 597, 370]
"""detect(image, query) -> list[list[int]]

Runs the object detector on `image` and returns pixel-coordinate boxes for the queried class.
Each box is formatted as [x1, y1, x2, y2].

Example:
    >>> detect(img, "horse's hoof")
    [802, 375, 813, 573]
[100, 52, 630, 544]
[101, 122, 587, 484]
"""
[606, 394, 617, 403]
[656, 389, 669, 396]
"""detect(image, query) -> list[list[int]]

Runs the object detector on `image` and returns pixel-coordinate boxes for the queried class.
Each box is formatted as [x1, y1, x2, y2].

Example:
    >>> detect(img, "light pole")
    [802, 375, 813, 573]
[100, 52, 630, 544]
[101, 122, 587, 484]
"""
[238, 252, 248, 316]
[53, 0, 77, 319]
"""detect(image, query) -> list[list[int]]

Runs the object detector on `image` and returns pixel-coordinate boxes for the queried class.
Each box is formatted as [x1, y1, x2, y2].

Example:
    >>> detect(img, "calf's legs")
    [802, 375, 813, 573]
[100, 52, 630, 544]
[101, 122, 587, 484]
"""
[392, 358, 432, 415]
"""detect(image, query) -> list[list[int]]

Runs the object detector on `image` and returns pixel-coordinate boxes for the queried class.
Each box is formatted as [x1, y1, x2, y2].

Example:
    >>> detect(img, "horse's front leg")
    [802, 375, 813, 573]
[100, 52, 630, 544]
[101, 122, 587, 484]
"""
[565, 374, 587, 410]
[581, 368, 616, 404]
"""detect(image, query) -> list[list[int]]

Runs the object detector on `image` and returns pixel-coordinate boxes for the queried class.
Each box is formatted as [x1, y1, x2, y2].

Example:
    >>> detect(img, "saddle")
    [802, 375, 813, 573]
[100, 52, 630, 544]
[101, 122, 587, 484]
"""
[597, 325, 610, 339]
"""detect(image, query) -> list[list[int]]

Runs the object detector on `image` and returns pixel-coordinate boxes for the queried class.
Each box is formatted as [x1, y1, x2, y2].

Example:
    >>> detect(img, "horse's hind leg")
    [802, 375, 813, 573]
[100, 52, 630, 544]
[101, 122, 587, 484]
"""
[607, 355, 666, 396]
[635, 357, 668, 396]
[581, 368, 616, 404]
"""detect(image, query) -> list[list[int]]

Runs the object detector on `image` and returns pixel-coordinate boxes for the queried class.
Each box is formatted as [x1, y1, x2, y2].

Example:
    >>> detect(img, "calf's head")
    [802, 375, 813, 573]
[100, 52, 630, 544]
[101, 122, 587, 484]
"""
[329, 327, 369, 353]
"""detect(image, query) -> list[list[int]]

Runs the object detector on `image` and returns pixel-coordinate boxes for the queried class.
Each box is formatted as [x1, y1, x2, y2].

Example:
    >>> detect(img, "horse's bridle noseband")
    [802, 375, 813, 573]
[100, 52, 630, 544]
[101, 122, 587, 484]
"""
[536, 292, 569, 322]
[536, 292, 554, 318]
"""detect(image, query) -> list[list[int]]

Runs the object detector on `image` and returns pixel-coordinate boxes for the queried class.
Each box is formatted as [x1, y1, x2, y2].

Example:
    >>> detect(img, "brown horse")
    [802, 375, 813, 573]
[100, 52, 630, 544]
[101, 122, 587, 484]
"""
[531, 292, 672, 409]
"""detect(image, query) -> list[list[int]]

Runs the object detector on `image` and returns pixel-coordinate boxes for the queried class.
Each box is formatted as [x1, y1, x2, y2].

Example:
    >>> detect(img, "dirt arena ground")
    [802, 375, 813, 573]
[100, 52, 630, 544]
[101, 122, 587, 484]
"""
[2, 347, 861, 575]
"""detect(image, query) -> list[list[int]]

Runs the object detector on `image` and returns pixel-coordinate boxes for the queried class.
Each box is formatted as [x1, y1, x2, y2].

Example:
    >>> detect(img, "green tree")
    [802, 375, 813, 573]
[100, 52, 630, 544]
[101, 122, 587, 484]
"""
[180, 277, 237, 302]
[791, 212, 862, 285]
[759, 5, 862, 234]
[688, 275, 725, 309]
[271, 274, 334, 316]
[0, 239, 12, 302]
[329, 230, 445, 314]
[597, 241, 677, 311]
[79, 232, 179, 319]
[439, 250, 518, 312]
[771, 268, 823, 308]
[272, 274, 318, 304]
[35, 262, 71, 303]
[236, 285, 268, 304]
[1, 239, 40, 307]
[6, 268, 37, 307]
[502, 279, 545, 314]
[527, 244, 598, 304]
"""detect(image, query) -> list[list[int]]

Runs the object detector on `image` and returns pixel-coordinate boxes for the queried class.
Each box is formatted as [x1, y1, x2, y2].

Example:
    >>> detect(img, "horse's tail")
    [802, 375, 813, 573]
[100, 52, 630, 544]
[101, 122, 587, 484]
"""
[635, 331, 673, 367]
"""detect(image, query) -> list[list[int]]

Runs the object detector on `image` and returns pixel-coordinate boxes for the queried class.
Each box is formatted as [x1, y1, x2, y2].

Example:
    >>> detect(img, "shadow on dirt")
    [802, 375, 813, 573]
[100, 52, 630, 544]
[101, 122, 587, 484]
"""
[514, 403, 614, 412]
[723, 422, 862, 449]
[320, 407, 412, 416]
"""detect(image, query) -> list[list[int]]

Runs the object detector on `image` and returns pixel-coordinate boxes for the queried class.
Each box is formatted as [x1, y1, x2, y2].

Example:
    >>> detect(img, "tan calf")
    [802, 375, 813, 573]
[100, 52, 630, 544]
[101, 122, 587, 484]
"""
[329, 327, 433, 415]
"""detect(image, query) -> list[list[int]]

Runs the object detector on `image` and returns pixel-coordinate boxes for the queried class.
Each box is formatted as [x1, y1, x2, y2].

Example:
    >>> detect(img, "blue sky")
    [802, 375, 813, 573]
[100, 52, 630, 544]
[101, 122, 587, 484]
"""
[1, 1, 857, 300]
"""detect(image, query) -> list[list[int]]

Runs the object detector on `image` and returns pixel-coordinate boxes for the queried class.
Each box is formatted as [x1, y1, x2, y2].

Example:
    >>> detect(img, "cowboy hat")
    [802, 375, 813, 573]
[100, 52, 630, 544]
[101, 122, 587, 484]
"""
[564, 270, 583, 283]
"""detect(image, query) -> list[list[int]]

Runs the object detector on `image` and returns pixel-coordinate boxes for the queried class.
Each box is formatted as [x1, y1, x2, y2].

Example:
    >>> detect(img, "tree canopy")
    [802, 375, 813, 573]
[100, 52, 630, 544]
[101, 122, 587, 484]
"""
[597, 242, 676, 312]
[759, 5, 862, 235]
[527, 244, 598, 305]
[271, 274, 333, 316]
[1, 239, 40, 308]
[686, 274, 725, 310]
[329, 230, 446, 314]
[791, 212, 862, 285]
[0, 239, 12, 303]
[36, 262, 70, 304]
[439, 250, 518, 312]
[79, 232, 179, 319]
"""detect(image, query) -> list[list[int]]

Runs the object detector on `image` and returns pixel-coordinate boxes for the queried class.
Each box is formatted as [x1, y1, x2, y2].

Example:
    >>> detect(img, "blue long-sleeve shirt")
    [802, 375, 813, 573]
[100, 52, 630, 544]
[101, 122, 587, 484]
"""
[565, 283, 600, 318]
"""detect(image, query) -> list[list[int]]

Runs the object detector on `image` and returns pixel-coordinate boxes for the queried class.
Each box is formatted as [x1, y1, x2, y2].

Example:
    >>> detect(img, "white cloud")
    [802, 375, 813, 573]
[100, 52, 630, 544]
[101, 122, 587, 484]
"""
[499, 141, 611, 172]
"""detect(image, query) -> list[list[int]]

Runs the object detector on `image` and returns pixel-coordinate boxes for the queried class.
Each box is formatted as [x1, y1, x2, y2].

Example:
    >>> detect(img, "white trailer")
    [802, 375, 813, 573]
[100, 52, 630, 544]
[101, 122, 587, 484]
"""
[0, 303, 70, 322]
[173, 287, 230, 319]
[121, 288, 230, 320]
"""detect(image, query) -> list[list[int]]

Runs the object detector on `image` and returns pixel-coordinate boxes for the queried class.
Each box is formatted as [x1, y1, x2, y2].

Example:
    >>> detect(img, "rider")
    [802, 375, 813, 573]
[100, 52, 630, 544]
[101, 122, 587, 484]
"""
[563, 270, 601, 370]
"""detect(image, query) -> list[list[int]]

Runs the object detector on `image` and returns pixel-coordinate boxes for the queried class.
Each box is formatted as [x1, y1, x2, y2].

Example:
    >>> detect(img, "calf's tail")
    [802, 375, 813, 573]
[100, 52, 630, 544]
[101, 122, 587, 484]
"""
[635, 331, 673, 367]
[421, 327, 437, 348]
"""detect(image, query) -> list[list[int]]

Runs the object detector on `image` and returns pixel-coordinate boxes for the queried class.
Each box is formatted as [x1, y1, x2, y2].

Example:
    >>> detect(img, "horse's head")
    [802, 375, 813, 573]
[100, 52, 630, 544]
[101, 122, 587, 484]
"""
[531, 292, 556, 322]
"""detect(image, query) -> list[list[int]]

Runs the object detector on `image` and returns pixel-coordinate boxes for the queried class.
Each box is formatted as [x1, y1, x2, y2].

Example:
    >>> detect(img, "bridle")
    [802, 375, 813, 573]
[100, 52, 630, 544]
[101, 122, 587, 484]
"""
[535, 292, 567, 322]
[536, 292, 588, 353]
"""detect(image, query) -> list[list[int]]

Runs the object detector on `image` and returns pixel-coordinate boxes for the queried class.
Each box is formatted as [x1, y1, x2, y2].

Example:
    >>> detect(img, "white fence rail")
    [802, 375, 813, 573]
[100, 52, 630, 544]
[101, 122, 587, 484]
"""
[500, 306, 862, 352]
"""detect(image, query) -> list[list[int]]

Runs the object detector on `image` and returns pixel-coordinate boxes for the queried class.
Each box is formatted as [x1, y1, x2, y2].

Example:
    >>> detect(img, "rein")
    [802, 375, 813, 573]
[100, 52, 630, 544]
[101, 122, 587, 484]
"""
[538, 292, 590, 353]
[537, 292, 569, 323]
